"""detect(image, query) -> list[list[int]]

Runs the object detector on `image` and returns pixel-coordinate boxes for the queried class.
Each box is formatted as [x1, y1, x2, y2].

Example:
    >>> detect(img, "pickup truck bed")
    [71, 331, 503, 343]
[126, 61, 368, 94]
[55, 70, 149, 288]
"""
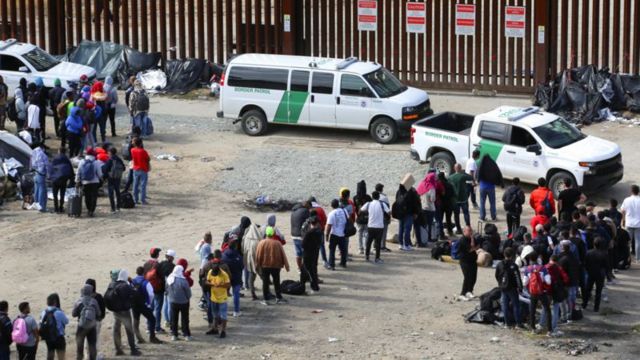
[414, 112, 474, 134]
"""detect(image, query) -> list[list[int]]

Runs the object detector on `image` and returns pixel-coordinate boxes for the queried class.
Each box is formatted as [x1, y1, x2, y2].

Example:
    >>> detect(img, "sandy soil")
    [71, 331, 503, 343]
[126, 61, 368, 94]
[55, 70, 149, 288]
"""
[1, 93, 639, 359]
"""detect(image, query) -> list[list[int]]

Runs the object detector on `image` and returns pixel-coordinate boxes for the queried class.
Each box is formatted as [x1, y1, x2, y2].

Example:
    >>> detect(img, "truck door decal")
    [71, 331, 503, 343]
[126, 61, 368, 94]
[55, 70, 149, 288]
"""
[478, 139, 505, 162]
[274, 90, 309, 124]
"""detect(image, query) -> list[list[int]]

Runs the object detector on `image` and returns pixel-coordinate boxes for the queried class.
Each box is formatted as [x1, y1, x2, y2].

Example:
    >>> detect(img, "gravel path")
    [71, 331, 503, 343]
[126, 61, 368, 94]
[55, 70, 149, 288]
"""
[213, 146, 428, 203]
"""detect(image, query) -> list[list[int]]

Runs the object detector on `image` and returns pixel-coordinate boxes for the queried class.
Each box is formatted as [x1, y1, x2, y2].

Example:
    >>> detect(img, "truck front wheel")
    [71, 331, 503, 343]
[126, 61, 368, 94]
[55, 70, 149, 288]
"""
[370, 118, 398, 144]
[431, 152, 455, 176]
[548, 171, 575, 198]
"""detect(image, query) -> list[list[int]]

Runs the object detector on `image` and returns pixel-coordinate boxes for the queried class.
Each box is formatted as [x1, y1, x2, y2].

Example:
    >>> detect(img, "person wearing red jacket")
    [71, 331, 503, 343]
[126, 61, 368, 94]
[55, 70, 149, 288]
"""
[543, 255, 569, 336]
[529, 177, 556, 215]
[176, 258, 194, 288]
[531, 206, 549, 238]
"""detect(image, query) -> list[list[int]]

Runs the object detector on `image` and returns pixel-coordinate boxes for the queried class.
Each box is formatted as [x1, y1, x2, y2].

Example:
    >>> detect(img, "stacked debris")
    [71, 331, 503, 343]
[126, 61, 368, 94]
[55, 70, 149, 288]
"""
[533, 65, 640, 124]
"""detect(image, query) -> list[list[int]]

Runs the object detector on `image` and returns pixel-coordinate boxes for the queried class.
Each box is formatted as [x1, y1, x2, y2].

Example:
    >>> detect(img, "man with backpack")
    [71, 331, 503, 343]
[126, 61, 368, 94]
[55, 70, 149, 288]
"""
[502, 177, 526, 237]
[143, 248, 167, 333]
[360, 191, 391, 263]
[102, 147, 126, 213]
[39, 294, 68, 360]
[353, 180, 373, 254]
[529, 177, 556, 217]
[72, 284, 102, 360]
[12, 302, 39, 360]
[522, 257, 553, 335]
[0, 301, 12, 360]
[558, 241, 581, 323]
[494, 247, 524, 329]
[30, 141, 49, 213]
[131, 267, 163, 344]
[542, 255, 570, 336]
[290, 201, 311, 271]
[75, 147, 103, 217]
[129, 80, 150, 135]
[105, 269, 141, 356]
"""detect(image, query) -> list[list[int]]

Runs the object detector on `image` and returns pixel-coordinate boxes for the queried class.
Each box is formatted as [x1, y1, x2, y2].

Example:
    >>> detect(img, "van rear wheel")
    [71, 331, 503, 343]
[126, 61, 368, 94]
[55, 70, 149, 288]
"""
[370, 117, 398, 144]
[241, 110, 268, 136]
[431, 152, 455, 176]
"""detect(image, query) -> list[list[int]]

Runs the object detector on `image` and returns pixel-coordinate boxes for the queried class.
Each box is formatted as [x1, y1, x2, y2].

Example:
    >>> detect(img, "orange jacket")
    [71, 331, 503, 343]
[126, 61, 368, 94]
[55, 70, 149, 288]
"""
[529, 187, 556, 214]
[256, 238, 290, 270]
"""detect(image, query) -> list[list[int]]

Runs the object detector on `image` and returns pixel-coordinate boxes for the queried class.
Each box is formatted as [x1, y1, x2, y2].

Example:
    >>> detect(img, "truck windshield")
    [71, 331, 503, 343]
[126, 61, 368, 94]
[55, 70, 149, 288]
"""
[22, 47, 60, 72]
[532, 118, 586, 149]
[363, 67, 407, 98]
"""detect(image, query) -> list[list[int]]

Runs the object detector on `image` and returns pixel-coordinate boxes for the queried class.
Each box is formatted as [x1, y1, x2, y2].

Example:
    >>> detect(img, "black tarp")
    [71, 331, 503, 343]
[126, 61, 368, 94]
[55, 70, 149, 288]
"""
[534, 65, 640, 124]
[61, 40, 161, 85]
[163, 59, 208, 94]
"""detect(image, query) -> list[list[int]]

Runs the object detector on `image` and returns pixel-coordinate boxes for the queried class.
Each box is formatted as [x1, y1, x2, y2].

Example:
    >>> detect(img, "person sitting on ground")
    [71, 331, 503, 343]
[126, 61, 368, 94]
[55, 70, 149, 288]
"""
[495, 247, 524, 329]
[256, 227, 290, 305]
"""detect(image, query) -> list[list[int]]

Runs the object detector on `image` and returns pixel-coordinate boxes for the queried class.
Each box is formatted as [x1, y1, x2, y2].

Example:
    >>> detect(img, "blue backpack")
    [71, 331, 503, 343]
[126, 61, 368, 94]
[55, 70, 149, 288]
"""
[451, 239, 461, 260]
[79, 160, 95, 181]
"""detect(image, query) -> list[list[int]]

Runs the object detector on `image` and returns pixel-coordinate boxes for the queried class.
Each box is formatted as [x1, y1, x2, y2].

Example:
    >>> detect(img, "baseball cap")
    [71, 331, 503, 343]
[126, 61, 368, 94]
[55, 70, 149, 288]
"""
[166, 249, 176, 257]
[150, 247, 161, 257]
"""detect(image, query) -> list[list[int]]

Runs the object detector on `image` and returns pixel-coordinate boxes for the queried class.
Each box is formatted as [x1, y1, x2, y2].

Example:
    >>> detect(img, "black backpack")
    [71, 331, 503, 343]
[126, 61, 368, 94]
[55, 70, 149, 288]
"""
[134, 91, 150, 111]
[39, 309, 59, 342]
[503, 187, 519, 212]
[0, 314, 12, 346]
[104, 282, 128, 312]
[7, 97, 17, 122]
[280, 280, 305, 296]
[499, 262, 516, 290]
[391, 192, 408, 220]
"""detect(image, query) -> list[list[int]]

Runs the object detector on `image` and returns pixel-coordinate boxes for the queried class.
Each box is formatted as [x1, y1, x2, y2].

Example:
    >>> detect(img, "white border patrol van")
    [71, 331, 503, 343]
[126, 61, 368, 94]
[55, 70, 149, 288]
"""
[216, 54, 432, 143]
[410, 106, 623, 196]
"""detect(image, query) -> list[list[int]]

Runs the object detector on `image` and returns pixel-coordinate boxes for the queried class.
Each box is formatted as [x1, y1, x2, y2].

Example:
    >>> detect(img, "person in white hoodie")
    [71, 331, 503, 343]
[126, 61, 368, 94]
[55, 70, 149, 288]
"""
[14, 88, 27, 131]
[26, 94, 41, 143]
[75, 147, 103, 217]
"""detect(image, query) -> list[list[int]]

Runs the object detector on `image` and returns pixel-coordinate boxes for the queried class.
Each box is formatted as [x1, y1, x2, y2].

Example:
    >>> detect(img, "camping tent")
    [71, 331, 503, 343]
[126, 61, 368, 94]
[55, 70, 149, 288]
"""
[0, 130, 32, 179]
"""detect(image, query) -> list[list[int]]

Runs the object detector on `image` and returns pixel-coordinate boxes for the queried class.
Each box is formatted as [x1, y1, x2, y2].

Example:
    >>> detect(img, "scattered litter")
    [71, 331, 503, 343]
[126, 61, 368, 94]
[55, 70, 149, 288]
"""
[156, 154, 181, 161]
[260, 354, 272, 360]
[490, 337, 500, 343]
[26, 202, 41, 211]
[328, 337, 339, 343]
[242, 196, 296, 212]
[200, 156, 216, 163]
[411, 332, 420, 337]
[312, 309, 324, 314]
[222, 167, 234, 171]
[138, 69, 167, 93]
[539, 339, 598, 356]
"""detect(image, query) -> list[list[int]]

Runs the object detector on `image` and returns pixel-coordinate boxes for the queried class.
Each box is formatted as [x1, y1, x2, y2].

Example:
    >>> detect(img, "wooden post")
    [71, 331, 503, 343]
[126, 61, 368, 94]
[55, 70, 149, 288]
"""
[533, 0, 551, 84]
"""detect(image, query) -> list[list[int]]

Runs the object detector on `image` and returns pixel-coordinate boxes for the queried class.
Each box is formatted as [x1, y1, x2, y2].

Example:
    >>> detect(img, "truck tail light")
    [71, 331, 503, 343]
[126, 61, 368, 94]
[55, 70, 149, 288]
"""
[219, 72, 225, 86]
[410, 127, 416, 145]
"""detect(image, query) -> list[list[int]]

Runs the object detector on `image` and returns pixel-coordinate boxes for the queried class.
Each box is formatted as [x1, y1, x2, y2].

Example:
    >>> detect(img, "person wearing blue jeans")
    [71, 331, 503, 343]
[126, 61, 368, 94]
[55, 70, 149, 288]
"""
[133, 170, 148, 204]
[30, 143, 48, 212]
[479, 182, 497, 221]
[153, 293, 164, 332]
[130, 137, 150, 204]
[34, 172, 47, 212]
[398, 214, 414, 250]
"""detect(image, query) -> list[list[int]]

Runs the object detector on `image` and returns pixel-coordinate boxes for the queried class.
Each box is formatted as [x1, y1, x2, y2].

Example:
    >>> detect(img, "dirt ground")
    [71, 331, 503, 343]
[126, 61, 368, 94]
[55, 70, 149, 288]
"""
[1, 92, 639, 359]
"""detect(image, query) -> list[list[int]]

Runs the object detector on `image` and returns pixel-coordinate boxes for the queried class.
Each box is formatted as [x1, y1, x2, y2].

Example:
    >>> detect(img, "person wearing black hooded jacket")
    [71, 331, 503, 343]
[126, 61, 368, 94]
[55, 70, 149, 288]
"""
[353, 180, 373, 255]
[49, 147, 74, 213]
[502, 177, 525, 237]
[477, 155, 503, 222]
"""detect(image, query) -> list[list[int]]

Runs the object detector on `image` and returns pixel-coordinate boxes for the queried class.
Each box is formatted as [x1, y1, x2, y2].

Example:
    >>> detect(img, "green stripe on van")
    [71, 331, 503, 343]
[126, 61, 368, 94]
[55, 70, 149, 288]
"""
[273, 91, 309, 124]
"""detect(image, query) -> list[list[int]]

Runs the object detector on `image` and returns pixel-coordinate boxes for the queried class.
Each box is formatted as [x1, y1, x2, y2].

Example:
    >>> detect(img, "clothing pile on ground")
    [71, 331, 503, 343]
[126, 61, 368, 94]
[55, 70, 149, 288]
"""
[533, 65, 640, 125]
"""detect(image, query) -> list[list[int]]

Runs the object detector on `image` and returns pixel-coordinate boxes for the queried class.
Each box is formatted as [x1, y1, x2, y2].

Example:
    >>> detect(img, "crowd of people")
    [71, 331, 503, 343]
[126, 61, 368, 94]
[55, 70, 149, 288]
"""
[2, 74, 154, 216]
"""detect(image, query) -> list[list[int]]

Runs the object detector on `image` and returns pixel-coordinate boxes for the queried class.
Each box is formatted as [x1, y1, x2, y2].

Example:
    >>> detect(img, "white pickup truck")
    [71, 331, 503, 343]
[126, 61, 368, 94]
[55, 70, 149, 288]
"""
[410, 106, 623, 196]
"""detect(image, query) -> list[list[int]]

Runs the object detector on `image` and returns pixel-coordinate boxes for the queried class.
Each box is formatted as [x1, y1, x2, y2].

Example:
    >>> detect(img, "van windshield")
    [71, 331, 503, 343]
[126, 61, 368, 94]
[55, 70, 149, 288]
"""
[532, 118, 586, 149]
[363, 67, 407, 98]
[22, 47, 60, 72]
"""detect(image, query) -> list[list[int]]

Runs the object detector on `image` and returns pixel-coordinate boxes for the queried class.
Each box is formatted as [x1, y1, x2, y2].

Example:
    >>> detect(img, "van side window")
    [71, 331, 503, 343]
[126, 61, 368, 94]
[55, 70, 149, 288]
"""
[311, 72, 334, 94]
[0, 55, 26, 72]
[340, 74, 372, 97]
[509, 126, 537, 147]
[478, 121, 507, 142]
[290, 70, 309, 92]
[227, 66, 288, 90]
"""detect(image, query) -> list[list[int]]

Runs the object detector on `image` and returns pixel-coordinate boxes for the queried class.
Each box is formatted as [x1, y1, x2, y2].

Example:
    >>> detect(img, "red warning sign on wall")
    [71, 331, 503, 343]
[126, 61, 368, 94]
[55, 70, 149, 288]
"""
[505, 6, 526, 38]
[406, 2, 427, 34]
[455, 4, 476, 36]
[358, 0, 378, 32]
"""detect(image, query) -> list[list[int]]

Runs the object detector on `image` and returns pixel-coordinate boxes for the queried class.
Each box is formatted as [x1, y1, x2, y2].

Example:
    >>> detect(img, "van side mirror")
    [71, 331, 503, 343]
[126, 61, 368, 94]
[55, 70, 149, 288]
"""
[18, 66, 29, 73]
[526, 144, 541, 155]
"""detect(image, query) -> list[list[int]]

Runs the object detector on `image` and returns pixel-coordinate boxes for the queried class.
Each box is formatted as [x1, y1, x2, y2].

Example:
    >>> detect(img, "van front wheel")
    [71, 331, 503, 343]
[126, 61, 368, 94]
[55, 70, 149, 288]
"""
[241, 110, 268, 136]
[370, 118, 398, 144]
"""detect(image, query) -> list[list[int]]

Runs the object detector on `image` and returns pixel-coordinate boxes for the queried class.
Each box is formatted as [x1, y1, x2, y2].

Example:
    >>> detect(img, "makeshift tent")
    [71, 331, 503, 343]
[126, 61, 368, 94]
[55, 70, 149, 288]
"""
[0, 130, 32, 179]
[534, 65, 640, 124]
[164, 59, 208, 94]
[61, 40, 161, 85]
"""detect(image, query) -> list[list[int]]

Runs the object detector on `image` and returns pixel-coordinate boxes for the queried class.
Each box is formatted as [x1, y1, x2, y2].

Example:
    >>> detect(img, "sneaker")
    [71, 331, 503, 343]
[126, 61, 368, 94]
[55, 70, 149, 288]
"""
[324, 263, 332, 270]
[457, 295, 469, 301]
[206, 328, 219, 335]
[185, 336, 194, 342]
[155, 328, 166, 333]
[171, 336, 179, 341]
[382, 247, 392, 252]
[220, 331, 226, 339]
[398, 245, 405, 250]
[276, 298, 288, 304]
[149, 336, 163, 344]
[260, 300, 271, 306]
[405, 246, 414, 251]
[465, 292, 475, 299]
[232, 311, 242, 317]
[130, 349, 142, 356]
[375, 258, 384, 264]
